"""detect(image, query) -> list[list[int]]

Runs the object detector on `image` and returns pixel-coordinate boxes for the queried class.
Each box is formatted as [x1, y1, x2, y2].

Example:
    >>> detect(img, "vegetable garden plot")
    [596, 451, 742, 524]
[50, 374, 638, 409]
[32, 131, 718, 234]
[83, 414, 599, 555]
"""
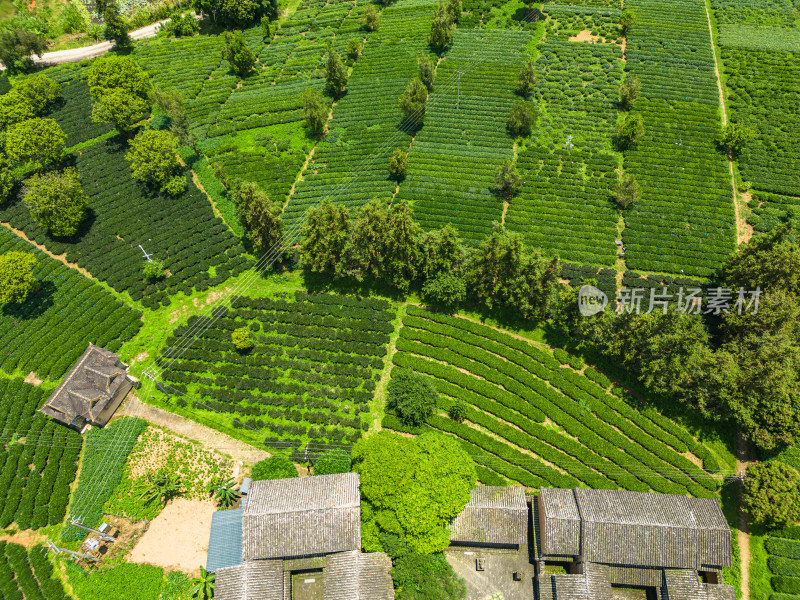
[505, 39, 622, 265]
[397, 29, 532, 243]
[621, 0, 736, 276]
[156, 292, 395, 452]
[722, 48, 800, 197]
[0, 227, 142, 380]
[0, 137, 250, 309]
[282, 0, 437, 229]
[0, 380, 81, 531]
[710, 0, 797, 26]
[0, 542, 72, 600]
[384, 306, 720, 495]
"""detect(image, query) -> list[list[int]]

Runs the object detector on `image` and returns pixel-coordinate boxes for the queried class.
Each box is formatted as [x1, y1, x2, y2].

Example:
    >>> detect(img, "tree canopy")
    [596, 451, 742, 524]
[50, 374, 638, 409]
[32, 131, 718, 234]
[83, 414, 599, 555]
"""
[353, 431, 476, 554]
[619, 74, 641, 108]
[0, 251, 38, 305]
[0, 29, 47, 73]
[127, 129, 185, 195]
[22, 168, 88, 237]
[228, 179, 284, 256]
[495, 159, 522, 198]
[467, 224, 560, 320]
[193, 0, 278, 27]
[5, 118, 66, 168]
[383, 536, 467, 600]
[616, 112, 645, 148]
[301, 200, 352, 276]
[325, 47, 349, 98]
[613, 172, 640, 209]
[744, 461, 800, 528]
[302, 88, 328, 136]
[387, 369, 438, 427]
[388, 148, 408, 180]
[417, 55, 434, 91]
[88, 56, 152, 134]
[222, 30, 256, 76]
[428, 3, 455, 53]
[517, 59, 536, 98]
[507, 100, 537, 137]
[399, 78, 428, 125]
[718, 121, 755, 157]
[361, 5, 380, 31]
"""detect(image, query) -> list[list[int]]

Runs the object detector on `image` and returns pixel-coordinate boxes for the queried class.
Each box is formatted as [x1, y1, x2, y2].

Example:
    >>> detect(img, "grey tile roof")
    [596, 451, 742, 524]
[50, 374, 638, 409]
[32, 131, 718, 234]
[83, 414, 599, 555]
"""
[539, 563, 614, 600]
[215, 560, 284, 600]
[206, 509, 243, 572]
[449, 486, 528, 546]
[663, 569, 737, 600]
[323, 551, 395, 600]
[608, 565, 664, 587]
[242, 473, 361, 560]
[39, 343, 129, 426]
[539, 488, 581, 556]
[540, 489, 732, 569]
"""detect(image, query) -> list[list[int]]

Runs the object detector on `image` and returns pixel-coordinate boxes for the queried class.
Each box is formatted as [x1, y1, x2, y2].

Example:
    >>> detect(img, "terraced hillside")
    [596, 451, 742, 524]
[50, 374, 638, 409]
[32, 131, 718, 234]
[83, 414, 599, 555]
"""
[384, 306, 725, 496]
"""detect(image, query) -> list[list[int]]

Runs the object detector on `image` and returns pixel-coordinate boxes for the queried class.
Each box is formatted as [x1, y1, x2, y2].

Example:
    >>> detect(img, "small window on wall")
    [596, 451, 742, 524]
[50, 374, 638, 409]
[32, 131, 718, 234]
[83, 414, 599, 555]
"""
[699, 571, 720, 585]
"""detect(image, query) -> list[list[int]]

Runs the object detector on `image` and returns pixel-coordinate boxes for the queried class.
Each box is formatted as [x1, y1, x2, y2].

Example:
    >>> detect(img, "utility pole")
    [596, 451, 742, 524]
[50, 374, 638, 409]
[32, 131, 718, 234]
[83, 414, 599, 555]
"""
[455, 71, 463, 110]
[69, 520, 116, 543]
[46, 540, 98, 563]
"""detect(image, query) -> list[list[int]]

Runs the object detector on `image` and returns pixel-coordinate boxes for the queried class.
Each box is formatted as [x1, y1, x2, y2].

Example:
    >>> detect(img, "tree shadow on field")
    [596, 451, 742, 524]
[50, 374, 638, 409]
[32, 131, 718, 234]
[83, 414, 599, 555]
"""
[301, 270, 407, 302]
[2, 280, 56, 320]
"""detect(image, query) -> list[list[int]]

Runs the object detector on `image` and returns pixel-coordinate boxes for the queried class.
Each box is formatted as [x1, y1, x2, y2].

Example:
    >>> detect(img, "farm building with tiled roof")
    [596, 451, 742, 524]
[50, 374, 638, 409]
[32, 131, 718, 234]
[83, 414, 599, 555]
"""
[39, 343, 133, 431]
[449, 485, 528, 547]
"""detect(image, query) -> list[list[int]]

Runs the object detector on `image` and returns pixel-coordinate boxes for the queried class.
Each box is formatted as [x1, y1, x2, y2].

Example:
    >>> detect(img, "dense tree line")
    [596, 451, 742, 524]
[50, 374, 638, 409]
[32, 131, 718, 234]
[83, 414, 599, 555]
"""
[557, 224, 800, 452]
[301, 200, 560, 319]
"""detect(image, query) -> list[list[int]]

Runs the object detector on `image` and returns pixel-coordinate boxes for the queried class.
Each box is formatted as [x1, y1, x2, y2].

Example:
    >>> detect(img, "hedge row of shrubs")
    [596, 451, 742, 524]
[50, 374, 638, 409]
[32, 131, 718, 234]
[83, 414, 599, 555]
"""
[155, 292, 394, 447]
[0, 380, 81, 531]
[389, 308, 718, 495]
[0, 542, 69, 600]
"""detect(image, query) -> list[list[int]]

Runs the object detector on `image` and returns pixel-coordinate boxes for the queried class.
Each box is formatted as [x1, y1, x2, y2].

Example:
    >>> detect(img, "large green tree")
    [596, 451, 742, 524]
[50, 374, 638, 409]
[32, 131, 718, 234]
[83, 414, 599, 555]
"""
[104, 0, 131, 47]
[88, 56, 152, 134]
[417, 55, 434, 91]
[301, 200, 351, 276]
[507, 100, 537, 137]
[193, 0, 278, 27]
[88, 55, 152, 99]
[5, 118, 66, 169]
[354, 431, 476, 554]
[0, 155, 16, 207]
[387, 369, 438, 427]
[517, 59, 536, 98]
[495, 159, 522, 198]
[325, 46, 349, 98]
[383, 536, 467, 600]
[467, 223, 560, 320]
[229, 180, 284, 256]
[12, 75, 62, 114]
[419, 224, 467, 310]
[399, 78, 428, 125]
[616, 112, 645, 148]
[222, 30, 256, 76]
[0, 251, 38, 305]
[302, 88, 328, 136]
[22, 168, 88, 237]
[383, 200, 421, 293]
[0, 29, 47, 73]
[744, 461, 800, 528]
[613, 171, 640, 209]
[345, 199, 390, 281]
[428, 3, 455, 53]
[127, 129, 185, 195]
[619, 74, 641, 108]
[718, 121, 755, 157]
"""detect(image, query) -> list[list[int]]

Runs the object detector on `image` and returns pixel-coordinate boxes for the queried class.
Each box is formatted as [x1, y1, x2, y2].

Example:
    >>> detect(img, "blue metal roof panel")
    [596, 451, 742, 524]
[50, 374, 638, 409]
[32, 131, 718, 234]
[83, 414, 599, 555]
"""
[206, 508, 243, 572]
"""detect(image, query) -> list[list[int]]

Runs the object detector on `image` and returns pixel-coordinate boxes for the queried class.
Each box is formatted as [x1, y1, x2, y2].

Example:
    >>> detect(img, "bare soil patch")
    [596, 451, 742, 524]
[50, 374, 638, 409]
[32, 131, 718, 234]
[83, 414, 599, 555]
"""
[128, 499, 216, 577]
[24, 372, 43, 386]
[569, 29, 601, 43]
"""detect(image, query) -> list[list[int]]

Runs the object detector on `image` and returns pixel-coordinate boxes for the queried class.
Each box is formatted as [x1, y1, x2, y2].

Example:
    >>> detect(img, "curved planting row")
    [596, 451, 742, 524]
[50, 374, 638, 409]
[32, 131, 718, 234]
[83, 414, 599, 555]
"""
[767, 532, 800, 599]
[0, 380, 81, 531]
[156, 292, 395, 451]
[384, 306, 718, 495]
[0, 227, 142, 381]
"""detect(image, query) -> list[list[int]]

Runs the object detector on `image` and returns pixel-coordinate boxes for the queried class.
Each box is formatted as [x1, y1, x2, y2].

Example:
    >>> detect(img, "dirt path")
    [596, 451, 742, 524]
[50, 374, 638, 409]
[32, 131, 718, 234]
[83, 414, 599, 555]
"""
[370, 302, 407, 433]
[703, 0, 745, 246]
[1, 222, 96, 280]
[736, 432, 755, 600]
[116, 395, 269, 464]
